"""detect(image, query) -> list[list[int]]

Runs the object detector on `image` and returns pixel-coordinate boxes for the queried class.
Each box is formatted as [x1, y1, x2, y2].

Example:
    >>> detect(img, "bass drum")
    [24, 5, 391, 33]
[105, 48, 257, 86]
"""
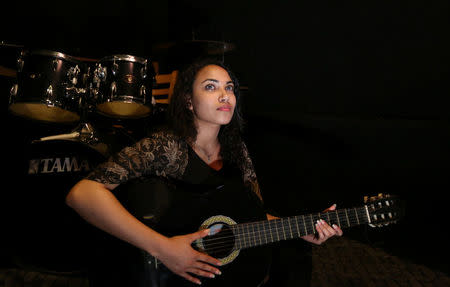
[9, 49, 89, 124]
[91, 54, 155, 119]
[9, 138, 109, 274]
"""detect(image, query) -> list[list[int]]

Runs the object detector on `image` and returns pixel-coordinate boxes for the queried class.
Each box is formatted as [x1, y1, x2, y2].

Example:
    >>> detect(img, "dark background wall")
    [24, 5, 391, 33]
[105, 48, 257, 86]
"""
[1, 0, 449, 277]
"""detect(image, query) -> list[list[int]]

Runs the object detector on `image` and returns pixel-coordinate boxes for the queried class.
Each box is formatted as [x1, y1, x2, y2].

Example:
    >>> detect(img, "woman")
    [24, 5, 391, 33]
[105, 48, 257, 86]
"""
[66, 57, 342, 286]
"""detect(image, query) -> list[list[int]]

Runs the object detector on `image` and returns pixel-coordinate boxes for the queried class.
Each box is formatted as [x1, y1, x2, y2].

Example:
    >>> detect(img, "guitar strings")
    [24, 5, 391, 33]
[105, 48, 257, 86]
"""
[201, 211, 366, 247]
[198, 212, 369, 254]
[198, 205, 398, 254]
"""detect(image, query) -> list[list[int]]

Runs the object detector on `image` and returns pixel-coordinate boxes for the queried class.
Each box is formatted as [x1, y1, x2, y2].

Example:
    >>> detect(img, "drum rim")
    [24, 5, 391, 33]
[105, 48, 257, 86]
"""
[100, 54, 148, 64]
[21, 49, 82, 63]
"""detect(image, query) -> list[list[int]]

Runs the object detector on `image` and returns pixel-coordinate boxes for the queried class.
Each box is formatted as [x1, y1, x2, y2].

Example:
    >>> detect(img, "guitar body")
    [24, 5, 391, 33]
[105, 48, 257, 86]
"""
[112, 174, 272, 287]
[87, 152, 403, 287]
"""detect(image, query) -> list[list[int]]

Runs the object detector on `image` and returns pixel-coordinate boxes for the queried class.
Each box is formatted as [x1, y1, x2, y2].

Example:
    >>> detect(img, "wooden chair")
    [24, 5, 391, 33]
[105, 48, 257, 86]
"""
[152, 68, 178, 105]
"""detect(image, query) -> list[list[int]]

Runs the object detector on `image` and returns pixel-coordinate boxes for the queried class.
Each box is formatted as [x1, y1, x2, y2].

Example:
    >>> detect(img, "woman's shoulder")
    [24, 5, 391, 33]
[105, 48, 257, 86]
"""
[138, 127, 187, 150]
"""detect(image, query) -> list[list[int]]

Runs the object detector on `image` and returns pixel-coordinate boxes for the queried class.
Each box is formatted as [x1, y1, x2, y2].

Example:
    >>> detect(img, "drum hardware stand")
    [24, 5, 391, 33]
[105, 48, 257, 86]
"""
[36, 88, 99, 145]
[35, 119, 98, 144]
[70, 88, 99, 145]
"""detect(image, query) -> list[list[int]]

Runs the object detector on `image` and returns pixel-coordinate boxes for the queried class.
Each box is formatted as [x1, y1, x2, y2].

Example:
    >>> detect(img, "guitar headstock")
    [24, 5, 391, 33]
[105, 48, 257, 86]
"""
[364, 193, 404, 228]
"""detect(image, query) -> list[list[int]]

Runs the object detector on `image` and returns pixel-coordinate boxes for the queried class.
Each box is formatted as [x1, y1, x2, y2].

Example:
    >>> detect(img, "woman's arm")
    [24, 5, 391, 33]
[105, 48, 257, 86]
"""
[66, 179, 222, 285]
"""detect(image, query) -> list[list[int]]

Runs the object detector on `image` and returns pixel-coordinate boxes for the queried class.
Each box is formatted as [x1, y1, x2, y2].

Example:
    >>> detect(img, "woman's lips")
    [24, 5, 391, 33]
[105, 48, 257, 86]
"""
[217, 105, 232, 111]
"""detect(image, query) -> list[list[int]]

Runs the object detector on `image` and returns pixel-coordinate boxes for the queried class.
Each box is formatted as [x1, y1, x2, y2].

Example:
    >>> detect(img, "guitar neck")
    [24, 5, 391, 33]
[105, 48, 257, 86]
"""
[231, 206, 369, 249]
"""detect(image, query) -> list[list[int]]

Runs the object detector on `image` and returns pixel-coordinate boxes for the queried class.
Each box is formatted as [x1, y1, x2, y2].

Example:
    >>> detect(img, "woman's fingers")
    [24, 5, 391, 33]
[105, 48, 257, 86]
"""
[197, 251, 222, 268]
[182, 254, 222, 285]
[315, 219, 338, 243]
[324, 203, 337, 212]
[332, 224, 343, 236]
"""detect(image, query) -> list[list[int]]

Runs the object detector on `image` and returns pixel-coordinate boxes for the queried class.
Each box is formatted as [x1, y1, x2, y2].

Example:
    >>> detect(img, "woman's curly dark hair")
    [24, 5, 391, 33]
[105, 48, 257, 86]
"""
[167, 57, 246, 167]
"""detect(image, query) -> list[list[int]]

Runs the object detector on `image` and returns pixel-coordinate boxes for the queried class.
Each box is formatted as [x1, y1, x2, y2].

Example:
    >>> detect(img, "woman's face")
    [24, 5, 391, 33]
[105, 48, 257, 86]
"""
[189, 64, 236, 128]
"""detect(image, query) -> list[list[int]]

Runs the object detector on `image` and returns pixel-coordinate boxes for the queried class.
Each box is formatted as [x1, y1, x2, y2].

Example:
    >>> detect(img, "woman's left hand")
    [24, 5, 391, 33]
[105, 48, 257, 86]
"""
[301, 204, 343, 245]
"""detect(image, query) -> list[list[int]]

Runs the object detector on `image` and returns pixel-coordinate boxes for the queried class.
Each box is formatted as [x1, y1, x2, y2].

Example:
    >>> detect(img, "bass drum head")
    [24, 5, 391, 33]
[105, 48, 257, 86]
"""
[10, 138, 108, 274]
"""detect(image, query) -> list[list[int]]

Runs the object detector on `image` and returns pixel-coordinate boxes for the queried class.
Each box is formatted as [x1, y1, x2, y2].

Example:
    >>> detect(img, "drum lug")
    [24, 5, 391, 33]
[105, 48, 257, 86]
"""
[46, 85, 55, 107]
[17, 57, 24, 72]
[140, 85, 146, 102]
[112, 61, 119, 76]
[52, 59, 59, 71]
[141, 64, 147, 79]
[67, 65, 81, 85]
[110, 82, 117, 100]
[94, 64, 107, 83]
[9, 84, 18, 104]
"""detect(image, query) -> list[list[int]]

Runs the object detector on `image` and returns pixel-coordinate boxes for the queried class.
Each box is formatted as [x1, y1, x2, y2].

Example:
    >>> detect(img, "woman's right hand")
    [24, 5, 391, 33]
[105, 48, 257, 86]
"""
[155, 229, 222, 285]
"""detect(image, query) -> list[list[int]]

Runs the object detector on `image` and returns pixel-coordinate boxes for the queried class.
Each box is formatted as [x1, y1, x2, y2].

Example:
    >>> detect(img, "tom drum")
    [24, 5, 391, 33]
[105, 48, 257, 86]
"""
[9, 50, 89, 123]
[91, 54, 155, 119]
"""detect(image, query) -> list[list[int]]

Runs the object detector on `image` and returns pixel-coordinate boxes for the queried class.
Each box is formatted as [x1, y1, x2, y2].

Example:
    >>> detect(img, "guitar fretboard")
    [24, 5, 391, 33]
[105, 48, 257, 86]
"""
[231, 207, 369, 249]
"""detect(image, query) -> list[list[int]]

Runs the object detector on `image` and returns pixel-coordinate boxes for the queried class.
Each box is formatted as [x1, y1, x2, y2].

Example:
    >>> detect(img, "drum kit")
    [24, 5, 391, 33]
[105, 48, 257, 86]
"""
[0, 41, 236, 274]
[2, 47, 159, 275]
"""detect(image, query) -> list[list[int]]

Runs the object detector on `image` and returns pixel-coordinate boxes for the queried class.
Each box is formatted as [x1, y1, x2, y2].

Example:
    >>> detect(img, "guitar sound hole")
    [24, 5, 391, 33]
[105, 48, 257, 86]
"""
[202, 224, 235, 259]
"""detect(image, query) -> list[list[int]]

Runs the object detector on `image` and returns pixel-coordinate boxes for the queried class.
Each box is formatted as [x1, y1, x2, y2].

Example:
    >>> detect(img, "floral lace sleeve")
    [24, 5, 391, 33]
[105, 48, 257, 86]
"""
[241, 143, 263, 203]
[86, 131, 189, 185]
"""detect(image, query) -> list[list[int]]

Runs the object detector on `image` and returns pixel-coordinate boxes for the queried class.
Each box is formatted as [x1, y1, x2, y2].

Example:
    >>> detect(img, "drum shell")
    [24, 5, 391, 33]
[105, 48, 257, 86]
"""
[9, 138, 108, 273]
[93, 54, 155, 119]
[9, 50, 88, 123]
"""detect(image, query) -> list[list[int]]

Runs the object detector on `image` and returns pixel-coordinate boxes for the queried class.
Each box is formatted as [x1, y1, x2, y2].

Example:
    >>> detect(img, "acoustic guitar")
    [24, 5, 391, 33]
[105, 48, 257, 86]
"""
[115, 176, 404, 287]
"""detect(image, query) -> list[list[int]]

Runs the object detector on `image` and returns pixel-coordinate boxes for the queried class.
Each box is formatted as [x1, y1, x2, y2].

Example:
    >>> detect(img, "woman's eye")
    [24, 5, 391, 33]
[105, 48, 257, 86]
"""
[205, 84, 215, 90]
[225, 85, 234, 92]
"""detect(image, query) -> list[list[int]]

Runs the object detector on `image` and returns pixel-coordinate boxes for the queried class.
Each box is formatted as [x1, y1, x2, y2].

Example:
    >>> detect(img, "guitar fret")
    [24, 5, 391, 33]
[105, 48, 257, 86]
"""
[274, 220, 280, 241]
[268, 220, 274, 243]
[260, 222, 265, 245]
[287, 217, 293, 238]
[354, 207, 360, 225]
[302, 215, 307, 235]
[335, 210, 341, 227]
[295, 217, 301, 237]
[258, 222, 262, 246]
[245, 223, 251, 248]
[232, 225, 239, 249]
[236, 224, 243, 249]
[344, 209, 350, 227]
[242, 224, 246, 248]
[310, 214, 315, 233]
[264, 221, 269, 244]
[241, 224, 245, 249]
[251, 223, 256, 247]
[359, 207, 369, 224]
[326, 212, 330, 223]
[281, 219, 287, 240]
